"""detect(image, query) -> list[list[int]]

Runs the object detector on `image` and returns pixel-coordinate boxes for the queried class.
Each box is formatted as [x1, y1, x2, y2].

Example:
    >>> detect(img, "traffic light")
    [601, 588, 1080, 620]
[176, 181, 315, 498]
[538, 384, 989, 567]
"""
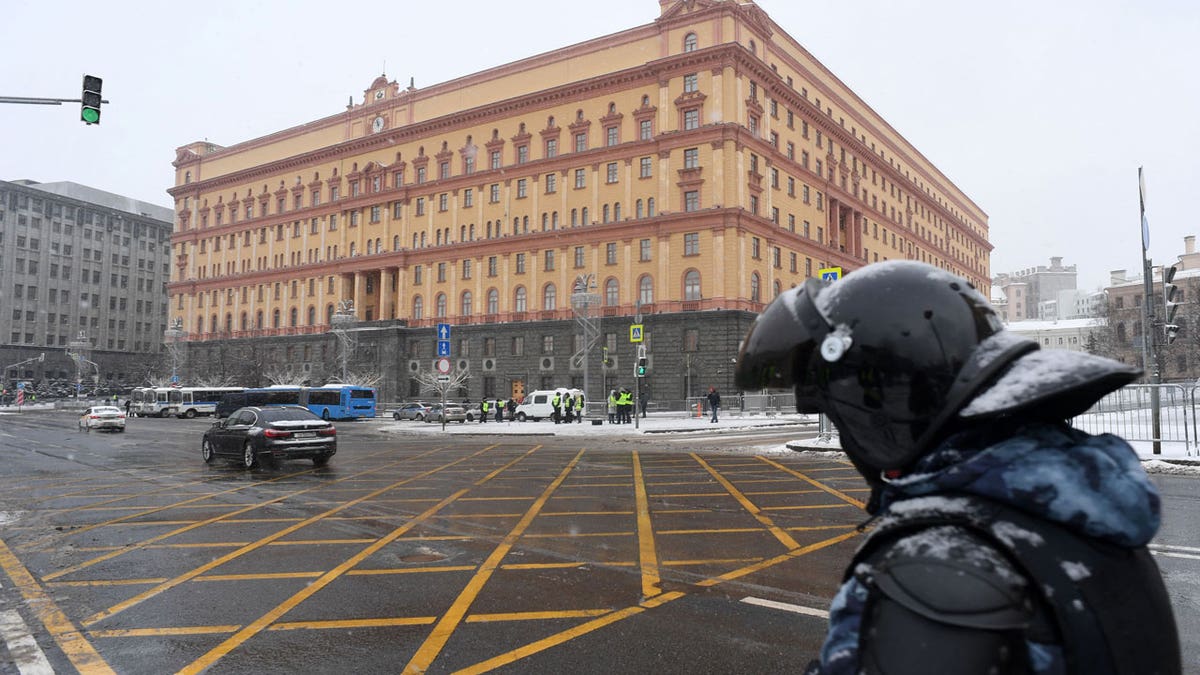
[81, 75, 102, 125]
[635, 357, 647, 377]
[1164, 264, 1181, 342]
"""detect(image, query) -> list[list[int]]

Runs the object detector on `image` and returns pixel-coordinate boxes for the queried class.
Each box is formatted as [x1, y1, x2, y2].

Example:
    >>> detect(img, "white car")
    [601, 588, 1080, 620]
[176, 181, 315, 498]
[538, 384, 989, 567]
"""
[79, 406, 127, 432]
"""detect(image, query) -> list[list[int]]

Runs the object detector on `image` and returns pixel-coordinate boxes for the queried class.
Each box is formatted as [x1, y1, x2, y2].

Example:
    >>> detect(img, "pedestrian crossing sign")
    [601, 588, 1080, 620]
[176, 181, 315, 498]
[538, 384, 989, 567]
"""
[630, 324, 644, 343]
[818, 266, 842, 282]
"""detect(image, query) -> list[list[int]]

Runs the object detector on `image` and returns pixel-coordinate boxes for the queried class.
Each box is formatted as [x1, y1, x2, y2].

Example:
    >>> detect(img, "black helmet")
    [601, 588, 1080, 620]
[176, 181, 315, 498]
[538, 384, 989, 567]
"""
[735, 261, 1139, 472]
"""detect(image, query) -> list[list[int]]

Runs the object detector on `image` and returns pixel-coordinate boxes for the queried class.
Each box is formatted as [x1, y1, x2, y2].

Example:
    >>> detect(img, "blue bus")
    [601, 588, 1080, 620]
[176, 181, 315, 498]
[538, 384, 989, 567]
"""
[216, 385, 375, 420]
[306, 384, 376, 420]
[168, 386, 246, 418]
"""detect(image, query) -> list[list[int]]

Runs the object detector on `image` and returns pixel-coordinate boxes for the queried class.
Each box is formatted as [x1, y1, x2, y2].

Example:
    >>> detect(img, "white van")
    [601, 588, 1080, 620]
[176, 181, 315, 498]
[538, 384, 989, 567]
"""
[514, 388, 584, 422]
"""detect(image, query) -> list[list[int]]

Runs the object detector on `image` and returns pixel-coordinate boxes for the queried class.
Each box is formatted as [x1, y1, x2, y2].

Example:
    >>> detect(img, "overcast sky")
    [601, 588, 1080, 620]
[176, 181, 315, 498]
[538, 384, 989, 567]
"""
[3, 0, 1196, 291]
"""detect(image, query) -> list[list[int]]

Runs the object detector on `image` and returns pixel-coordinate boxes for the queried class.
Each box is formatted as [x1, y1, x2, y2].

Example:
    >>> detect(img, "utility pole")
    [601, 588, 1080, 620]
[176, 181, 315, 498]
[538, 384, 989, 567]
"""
[1139, 167, 1161, 454]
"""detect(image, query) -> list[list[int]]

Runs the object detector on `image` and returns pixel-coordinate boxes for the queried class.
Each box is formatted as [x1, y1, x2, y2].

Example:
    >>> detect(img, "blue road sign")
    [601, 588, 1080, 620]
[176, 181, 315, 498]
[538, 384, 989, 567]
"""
[437, 340, 452, 357]
[437, 323, 452, 340]
[171, 375, 180, 384]
[818, 266, 843, 282]
[16, 382, 25, 390]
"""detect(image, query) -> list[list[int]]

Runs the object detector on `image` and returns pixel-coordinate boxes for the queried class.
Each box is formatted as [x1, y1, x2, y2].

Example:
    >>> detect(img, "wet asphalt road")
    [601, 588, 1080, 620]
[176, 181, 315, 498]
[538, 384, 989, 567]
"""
[0, 411, 866, 674]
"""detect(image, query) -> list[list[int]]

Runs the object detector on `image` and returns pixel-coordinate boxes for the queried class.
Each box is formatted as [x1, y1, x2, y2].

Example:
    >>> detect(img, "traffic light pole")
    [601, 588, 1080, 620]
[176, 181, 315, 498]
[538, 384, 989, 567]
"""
[1139, 167, 1161, 454]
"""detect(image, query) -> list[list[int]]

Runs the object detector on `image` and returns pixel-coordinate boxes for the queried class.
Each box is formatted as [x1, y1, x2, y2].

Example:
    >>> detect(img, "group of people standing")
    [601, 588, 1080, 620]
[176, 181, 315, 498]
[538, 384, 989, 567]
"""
[607, 388, 636, 423]
[476, 397, 515, 422]
[550, 390, 585, 424]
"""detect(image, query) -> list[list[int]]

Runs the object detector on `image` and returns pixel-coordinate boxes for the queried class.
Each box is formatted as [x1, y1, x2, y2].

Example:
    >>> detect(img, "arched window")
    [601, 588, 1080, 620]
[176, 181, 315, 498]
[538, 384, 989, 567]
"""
[602, 204, 610, 223]
[210, 314, 218, 333]
[256, 310, 264, 329]
[647, 198, 656, 217]
[552, 211, 559, 229]
[542, 213, 549, 230]
[420, 231, 427, 247]
[436, 293, 447, 317]
[393, 235, 400, 250]
[307, 306, 316, 325]
[240, 312, 248, 331]
[461, 291, 473, 316]
[636, 199, 644, 219]
[773, 280, 783, 298]
[683, 32, 698, 52]
[325, 304, 334, 325]
[289, 307, 298, 327]
[224, 313, 233, 332]
[366, 240, 374, 254]
[460, 225, 467, 241]
[469, 223, 475, 240]
[515, 286, 527, 312]
[272, 309, 281, 328]
[486, 221, 493, 238]
[605, 278, 619, 306]
[349, 242, 357, 256]
[487, 289, 499, 314]
[581, 207, 589, 224]
[750, 272, 761, 303]
[684, 270, 701, 300]
[639, 275, 654, 305]
[613, 202, 622, 221]
[543, 283, 557, 311]
[412, 233, 419, 248]
[436, 230, 443, 246]
[376, 237, 382, 253]
[513, 217, 520, 235]
[571, 208, 578, 226]
[413, 295, 424, 320]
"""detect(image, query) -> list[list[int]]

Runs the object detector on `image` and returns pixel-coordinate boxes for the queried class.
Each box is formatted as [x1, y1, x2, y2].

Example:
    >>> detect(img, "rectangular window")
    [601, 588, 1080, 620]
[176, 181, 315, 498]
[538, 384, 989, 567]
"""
[463, 188, 474, 207]
[544, 250, 555, 271]
[438, 194, 448, 211]
[684, 232, 699, 256]
[415, 198, 425, 215]
[511, 336, 524, 356]
[546, 138, 558, 158]
[639, 238, 651, 262]
[517, 179, 528, 198]
[490, 150, 502, 169]
[639, 119, 652, 140]
[606, 126, 619, 147]
[574, 246, 585, 268]
[606, 162, 618, 184]
[439, 161, 450, 179]
[542, 336, 554, 354]
[751, 237, 761, 259]
[488, 256, 498, 277]
[639, 156, 652, 178]
[606, 242, 617, 265]
[462, 259, 472, 279]
[437, 262, 447, 282]
[684, 190, 700, 212]
[683, 73, 698, 93]
[516, 252, 526, 274]
[684, 147, 699, 169]
[574, 168, 587, 189]
[574, 132, 587, 152]
[684, 109, 699, 130]
[413, 265, 423, 284]
[517, 145, 529, 164]
[489, 184, 500, 203]
[803, 185, 810, 204]
[545, 173, 557, 193]
[416, 167, 427, 184]
[370, 205, 381, 223]
[790, 252, 798, 272]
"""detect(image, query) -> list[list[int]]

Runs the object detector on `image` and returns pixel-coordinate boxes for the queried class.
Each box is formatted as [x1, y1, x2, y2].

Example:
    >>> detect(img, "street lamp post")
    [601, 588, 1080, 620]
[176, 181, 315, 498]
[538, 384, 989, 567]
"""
[330, 300, 358, 383]
[163, 318, 187, 384]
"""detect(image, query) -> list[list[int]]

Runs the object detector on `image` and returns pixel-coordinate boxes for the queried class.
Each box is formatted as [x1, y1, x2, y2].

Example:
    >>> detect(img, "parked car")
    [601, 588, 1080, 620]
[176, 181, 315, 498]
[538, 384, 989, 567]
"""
[388, 402, 432, 421]
[425, 403, 468, 424]
[79, 406, 126, 432]
[202, 406, 336, 469]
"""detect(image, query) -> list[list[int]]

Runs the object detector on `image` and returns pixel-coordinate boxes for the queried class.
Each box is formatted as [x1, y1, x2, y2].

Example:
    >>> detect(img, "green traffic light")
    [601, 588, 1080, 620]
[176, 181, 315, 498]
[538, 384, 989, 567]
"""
[81, 108, 100, 124]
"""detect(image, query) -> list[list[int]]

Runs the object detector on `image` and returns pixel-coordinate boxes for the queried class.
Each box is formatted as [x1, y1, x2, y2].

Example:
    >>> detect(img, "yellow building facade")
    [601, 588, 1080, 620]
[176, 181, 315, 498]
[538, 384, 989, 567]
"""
[168, 0, 989, 349]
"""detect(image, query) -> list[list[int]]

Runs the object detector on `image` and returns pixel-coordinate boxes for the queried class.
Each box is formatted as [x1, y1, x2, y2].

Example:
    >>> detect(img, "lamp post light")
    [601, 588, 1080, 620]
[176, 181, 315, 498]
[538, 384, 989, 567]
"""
[163, 317, 187, 384]
[67, 331, 98, 399]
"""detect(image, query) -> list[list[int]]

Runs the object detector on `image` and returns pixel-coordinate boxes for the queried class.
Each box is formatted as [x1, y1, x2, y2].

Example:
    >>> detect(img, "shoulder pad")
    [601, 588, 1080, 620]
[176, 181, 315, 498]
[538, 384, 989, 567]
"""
[858, 526, 1033, 631]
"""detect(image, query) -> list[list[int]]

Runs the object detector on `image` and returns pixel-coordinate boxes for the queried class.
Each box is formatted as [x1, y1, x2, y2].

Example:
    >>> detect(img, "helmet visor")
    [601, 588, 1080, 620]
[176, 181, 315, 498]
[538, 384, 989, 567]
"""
[735, 278, 832, 411]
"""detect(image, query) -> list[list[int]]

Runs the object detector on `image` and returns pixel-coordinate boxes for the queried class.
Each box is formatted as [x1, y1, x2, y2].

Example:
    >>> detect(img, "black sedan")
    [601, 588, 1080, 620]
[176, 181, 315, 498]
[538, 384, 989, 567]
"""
[202, 406, 336, 468]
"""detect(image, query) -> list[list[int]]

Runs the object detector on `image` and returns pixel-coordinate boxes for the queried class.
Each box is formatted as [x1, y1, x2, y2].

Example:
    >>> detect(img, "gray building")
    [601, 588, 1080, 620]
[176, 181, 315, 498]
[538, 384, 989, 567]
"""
[992, 256, 1078, 322]
[0, 179, 173, 393]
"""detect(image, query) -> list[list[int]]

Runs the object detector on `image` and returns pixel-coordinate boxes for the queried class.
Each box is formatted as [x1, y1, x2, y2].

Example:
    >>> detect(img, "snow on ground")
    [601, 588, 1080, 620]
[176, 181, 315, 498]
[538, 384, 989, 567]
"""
[373, 412, 816, 438]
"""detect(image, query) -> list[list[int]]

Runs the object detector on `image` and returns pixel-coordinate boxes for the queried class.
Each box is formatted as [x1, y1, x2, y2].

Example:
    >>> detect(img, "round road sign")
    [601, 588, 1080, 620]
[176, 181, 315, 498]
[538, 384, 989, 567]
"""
[436, 357, 452, 374]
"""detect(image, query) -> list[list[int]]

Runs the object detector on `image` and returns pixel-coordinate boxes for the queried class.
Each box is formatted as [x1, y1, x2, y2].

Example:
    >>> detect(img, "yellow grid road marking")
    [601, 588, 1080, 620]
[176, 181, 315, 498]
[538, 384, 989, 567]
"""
[466, 609, 612, 622]
[690, 454, 800, 550]
[755, 456, 866, 509]
[0, 539, 114, 674]
[632, 452, 662, 599]
[84, 445, 499, 627]
[403, 449, 585, 674]
[179, 445, 540, 674]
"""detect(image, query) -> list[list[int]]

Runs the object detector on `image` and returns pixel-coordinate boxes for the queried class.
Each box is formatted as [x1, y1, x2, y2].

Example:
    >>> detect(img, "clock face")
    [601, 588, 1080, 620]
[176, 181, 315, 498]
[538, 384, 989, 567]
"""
[372, 116, 385, 133]
[374, 90, 385, 100]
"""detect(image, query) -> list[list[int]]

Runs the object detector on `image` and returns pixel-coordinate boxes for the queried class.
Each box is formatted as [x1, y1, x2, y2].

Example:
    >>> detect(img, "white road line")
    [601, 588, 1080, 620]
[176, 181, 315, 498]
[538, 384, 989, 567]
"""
[0, 609, 55, 675]
[1150, 543, 1200, 555]
[1152, 551, 1200, 561]
[741, 596, 829, 619]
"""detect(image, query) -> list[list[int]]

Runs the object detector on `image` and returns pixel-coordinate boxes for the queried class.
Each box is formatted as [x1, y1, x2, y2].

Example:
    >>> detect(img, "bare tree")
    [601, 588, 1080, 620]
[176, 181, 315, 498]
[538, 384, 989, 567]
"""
[263, 365, 307, 386]
[413, 369, 471, 401]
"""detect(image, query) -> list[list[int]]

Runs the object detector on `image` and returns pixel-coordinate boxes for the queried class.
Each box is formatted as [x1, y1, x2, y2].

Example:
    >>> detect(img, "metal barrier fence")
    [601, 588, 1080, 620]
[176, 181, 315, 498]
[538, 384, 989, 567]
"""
[1072, 384, 1196, 456]
[683, 392, 797, 418]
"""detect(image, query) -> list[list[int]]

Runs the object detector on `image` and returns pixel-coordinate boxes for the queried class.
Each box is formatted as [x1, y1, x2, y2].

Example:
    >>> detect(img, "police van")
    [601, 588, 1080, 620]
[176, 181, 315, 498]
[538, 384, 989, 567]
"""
[514, 388, 584, 422]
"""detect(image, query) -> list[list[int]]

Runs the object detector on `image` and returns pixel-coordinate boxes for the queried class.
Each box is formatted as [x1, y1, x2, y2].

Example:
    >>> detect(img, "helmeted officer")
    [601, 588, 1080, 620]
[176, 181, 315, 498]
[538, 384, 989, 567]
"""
[735, 260, 1181, 675]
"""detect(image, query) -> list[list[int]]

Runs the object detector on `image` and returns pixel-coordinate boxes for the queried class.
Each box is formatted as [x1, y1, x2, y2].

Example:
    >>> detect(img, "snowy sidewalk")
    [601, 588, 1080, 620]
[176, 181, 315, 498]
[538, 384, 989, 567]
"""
[371, 412, 816, 437]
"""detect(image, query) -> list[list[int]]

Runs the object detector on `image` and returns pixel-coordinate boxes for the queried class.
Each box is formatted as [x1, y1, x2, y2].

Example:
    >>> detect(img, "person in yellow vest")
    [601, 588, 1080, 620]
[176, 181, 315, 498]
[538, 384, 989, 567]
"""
[495, 398, 505, 422]
[607, 390, 619, 424]
[618, 388, 633, 423]
[479, 398, 489, 423]
[574, 393, 585, 423]
[551, 391, 562, 424]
